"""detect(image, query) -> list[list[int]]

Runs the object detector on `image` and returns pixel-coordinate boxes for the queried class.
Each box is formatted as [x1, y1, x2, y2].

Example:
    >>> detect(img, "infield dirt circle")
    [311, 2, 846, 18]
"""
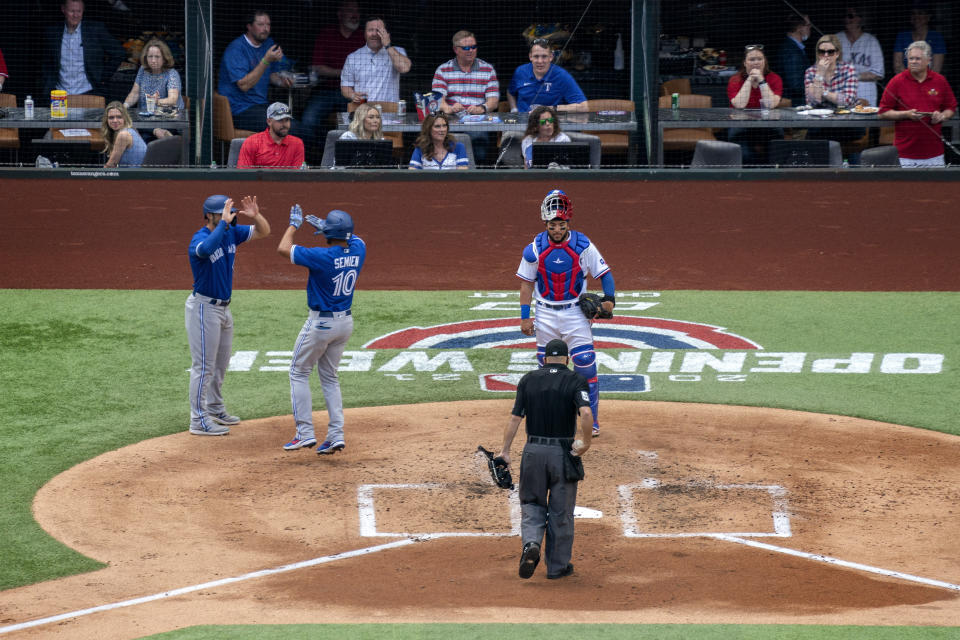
[3, 178, 960, 638]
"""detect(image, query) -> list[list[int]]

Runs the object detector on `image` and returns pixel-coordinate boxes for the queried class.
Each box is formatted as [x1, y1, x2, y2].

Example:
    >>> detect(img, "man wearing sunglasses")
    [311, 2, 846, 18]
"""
[432, 30, 500, 163]
[508, 39, 587, 113]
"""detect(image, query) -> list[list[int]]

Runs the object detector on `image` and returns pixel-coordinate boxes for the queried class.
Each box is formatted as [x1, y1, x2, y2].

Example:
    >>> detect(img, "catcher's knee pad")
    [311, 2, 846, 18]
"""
[570, 344, 597, 380]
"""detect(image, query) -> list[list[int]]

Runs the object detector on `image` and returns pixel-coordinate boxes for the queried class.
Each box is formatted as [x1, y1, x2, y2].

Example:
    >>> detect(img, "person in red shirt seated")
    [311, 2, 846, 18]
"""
[726, 44, 783, 165]
[879, 40, 957, 167]
[238, 102, 306, 169]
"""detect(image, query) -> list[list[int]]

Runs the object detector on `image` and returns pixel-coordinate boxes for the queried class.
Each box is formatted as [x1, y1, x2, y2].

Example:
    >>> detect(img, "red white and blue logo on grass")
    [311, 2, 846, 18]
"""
[363, 317, 762, 351]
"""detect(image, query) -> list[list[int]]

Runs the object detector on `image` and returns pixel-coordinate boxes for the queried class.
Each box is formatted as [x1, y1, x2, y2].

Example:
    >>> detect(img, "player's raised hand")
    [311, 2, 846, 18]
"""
[289, 204, 303, 229]
[221, 198, 237, 225]
[305, 214, 325, 235]
[239, 195, 260, 218]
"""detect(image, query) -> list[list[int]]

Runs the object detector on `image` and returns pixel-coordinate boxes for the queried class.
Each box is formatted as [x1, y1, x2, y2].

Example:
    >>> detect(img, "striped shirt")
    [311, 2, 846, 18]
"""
[431, 58, 499, 107]
[804, 61, 859, 107]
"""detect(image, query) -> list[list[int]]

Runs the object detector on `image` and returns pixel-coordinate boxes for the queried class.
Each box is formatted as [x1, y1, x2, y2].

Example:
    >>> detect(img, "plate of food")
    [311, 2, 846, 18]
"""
[852, 105, 879, 113]
[703, 64, 730, 71]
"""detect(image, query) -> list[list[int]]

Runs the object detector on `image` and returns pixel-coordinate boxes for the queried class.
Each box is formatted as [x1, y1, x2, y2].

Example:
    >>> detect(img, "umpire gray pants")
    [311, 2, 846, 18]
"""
[519, 441, 578, 576]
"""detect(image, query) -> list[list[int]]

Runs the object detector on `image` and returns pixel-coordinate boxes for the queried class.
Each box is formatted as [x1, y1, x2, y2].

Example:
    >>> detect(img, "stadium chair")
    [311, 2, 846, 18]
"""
[320, 130, 344, 168]
[878, 126, 894, 145]
[584, 99, 635, 166]
[0, 94, 21, 162]
[226, 137, 246, 168]
[690, 140, 742, 168]
[213, 93, 255, 162]
[658, 94, 716, 157]
[141, 135, 182, 167]
[859, 145, 899, 167]
[451, 133, 476, 169]
[660, 78, 692, 96]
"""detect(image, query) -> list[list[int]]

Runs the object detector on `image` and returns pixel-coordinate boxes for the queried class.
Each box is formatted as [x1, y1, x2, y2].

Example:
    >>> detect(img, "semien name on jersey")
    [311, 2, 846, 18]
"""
[335, 255, 361, 268]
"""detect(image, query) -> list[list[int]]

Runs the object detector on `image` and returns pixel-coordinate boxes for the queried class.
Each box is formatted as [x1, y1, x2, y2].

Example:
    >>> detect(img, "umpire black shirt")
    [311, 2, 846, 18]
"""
[512, 364, 590, 437]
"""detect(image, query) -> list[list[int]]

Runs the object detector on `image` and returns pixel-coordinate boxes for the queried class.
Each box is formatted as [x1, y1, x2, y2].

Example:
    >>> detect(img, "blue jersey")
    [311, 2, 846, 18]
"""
[292, 236, 366, 311]
[188, 222, 253, 299]
[508, 63, 587, 112]
[517, 230, 609, 302]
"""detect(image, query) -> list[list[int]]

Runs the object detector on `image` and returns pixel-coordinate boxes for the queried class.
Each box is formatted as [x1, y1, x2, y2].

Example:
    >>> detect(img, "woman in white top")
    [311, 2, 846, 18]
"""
[408, 112, 469, 170]
[339, 103, 384, 140]
[521, 106, 570, 168]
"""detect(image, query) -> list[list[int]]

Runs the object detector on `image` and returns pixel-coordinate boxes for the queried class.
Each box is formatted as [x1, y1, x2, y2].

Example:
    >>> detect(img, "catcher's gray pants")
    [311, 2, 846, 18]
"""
[519, 441, 579, 576]
[289, 310, 353, 443]
[185, 294, 233, 430]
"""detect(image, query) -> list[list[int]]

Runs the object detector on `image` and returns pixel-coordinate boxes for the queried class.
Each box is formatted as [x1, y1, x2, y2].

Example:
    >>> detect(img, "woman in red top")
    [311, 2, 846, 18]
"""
[725, 45, 784, 165]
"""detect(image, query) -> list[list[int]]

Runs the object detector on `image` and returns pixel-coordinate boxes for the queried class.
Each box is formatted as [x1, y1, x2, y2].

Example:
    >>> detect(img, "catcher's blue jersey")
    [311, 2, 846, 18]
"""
[292, 236, 366, 310]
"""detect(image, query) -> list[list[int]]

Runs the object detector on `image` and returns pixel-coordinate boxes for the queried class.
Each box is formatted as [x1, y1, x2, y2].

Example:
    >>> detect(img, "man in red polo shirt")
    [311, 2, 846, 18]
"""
[238, 102, 305, 168]
[879, 40, 956, 167]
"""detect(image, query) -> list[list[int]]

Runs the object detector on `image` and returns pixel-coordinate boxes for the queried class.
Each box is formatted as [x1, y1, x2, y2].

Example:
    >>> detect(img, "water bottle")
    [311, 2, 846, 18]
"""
[210, 160, 217, 169]
[24, 95, 34, 119]
[614, 34, 625, 71]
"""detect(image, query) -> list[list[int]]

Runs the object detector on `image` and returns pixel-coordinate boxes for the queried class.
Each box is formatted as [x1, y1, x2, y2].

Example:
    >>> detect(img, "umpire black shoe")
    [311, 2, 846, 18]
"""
[518, 541, 540, 579]
[547, 563, 574, 580]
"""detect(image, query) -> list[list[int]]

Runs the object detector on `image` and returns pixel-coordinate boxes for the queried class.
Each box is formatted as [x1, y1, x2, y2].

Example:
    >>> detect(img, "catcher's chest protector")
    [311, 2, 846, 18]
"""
[535, 231, 589, 301]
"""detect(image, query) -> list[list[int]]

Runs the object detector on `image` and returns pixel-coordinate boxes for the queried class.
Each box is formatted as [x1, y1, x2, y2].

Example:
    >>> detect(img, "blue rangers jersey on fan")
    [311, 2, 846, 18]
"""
[292, 236, 367, 311]
[516, 230, 609, 302]
[189, 222, 254, 299]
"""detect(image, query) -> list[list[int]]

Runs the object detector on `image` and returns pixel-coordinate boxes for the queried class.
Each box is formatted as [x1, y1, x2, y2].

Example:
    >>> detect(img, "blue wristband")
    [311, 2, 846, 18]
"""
[520, 304, 531, 319]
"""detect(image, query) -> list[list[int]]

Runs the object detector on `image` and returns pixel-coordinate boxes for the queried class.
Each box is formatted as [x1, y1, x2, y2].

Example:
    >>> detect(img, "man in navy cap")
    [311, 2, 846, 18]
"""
[185, 194, 270, 435]
[498, 338, 593, 580]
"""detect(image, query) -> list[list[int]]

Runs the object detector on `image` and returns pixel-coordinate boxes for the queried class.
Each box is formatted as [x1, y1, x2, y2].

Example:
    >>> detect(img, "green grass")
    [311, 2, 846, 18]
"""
[144, 623, 960, 639]
[1, 289, 958, 600]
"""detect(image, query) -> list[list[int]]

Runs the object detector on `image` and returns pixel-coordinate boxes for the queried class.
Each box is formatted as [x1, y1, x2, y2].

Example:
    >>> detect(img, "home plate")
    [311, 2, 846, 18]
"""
[574, 506, 602, 519]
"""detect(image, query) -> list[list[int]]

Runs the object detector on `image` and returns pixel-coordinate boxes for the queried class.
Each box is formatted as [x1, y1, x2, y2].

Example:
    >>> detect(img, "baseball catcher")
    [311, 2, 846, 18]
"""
[578, 292, 614, 320]
[478, 446, 514, 490]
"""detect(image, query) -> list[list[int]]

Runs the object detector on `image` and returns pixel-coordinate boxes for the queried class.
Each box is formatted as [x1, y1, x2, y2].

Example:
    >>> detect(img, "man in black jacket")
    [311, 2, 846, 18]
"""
[42, 0, 125, 97]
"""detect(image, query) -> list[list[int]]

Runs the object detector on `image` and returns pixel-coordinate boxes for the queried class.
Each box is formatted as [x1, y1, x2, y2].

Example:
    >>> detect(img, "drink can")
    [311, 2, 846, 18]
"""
[671, 92, 679, 110]
[397, 99, 406, 116]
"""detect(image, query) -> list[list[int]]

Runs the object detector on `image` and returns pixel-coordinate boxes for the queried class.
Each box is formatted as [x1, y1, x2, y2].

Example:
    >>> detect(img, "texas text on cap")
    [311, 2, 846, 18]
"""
[267, 102, 292, 120]
[545, 339, 568, 357]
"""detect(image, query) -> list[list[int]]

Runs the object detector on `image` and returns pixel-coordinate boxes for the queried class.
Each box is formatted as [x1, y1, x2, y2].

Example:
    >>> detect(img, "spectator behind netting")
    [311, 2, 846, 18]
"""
[777, 12, 812, 106]
[340, 17, 411, 104]
[0, 47, 8, 91]
[508, 38, 587, 113]
[217, 10, 295, 133]
[804, 34, 858, 108]
[836, 5, 883, 106]
[122, 39, 184, 113]
[879, 40, 957, 168]
[520, 106, 570, 169]
[727, 45, 782, 165]
[408, 112, 469, 170]
[893, 2, 946, 75]
[339, 103, 384, 140]
[42, 0, 126, 98]
[101, 101, 146, 168]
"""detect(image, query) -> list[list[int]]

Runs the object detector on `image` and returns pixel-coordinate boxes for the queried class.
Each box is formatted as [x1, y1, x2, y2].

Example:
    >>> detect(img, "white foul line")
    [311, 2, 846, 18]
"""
[712, 534, 960, 592]
[0, 538, 417, 636]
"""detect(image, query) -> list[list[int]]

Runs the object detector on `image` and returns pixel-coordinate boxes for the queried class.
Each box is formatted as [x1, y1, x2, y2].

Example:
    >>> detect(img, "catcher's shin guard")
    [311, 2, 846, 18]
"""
[571, 344, 599, 424]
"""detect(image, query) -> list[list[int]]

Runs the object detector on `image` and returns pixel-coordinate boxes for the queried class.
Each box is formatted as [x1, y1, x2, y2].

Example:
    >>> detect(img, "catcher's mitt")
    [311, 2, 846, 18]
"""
[478, 446, 514, 490]
[578, 293, 614, 320]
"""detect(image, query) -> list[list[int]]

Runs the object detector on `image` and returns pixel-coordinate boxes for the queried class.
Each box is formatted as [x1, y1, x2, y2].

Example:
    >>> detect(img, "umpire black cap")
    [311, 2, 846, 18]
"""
[545, 339, 568, 357]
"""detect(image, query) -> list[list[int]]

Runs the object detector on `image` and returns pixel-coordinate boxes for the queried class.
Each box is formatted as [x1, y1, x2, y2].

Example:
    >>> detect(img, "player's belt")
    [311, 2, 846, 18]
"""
[527, 436, 575, 446]
[536, 300, 575, 310]
[310, 307, 352, 318]
[193, 293, 230, 306]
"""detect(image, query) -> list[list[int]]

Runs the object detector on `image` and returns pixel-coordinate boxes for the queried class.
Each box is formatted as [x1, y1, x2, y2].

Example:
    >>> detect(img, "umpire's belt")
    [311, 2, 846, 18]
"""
[527, 436, 574, 446]
[310, 307, 352, 318]
[536, 300, 576, 310]
[193, 292, 230, 306]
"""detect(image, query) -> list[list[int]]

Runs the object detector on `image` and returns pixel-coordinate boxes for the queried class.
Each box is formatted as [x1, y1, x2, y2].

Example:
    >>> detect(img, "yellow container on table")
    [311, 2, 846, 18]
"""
[50, 90, 68, 118]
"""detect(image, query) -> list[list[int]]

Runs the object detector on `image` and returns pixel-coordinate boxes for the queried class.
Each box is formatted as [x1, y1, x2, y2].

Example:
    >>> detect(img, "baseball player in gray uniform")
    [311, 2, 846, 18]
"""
[278, 205, 366, 454]
[186, 194, 270, 435]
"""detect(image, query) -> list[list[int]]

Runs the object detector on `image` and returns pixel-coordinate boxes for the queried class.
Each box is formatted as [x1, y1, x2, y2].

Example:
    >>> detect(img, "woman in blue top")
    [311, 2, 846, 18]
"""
[101, 102, 147, 167]
[408, 113, 469, 170]
[122, 39, 184, 139]
[893, 3, 946, 74]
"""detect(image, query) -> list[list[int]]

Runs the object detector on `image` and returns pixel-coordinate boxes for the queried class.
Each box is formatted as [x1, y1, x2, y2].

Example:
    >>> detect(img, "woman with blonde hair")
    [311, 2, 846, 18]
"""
[101, 102, 147, 167]
[804, 33, 858, 108]
[340, 103, 384, 140]
[408, 112, 469, 169]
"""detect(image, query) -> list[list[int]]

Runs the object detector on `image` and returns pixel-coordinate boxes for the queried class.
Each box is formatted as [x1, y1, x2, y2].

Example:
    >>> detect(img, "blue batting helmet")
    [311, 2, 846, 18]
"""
[202, 194, 237, 217]
[317, 209, 354, 240]
[540, 189, 572, 222]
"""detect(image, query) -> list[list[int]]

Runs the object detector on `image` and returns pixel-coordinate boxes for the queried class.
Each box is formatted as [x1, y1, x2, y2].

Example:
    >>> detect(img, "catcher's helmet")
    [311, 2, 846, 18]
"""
[202, 194, 237, 217]
[317, 209, 354, 240]
[540, 189, 572, 222]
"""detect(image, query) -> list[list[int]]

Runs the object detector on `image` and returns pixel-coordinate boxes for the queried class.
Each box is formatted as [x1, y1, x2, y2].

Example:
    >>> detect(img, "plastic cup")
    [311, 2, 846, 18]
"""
[145, 95, 157, 114]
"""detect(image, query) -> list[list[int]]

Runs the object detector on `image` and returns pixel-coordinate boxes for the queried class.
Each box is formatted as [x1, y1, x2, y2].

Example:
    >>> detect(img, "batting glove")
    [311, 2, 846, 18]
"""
[305, 214, 325, 235]
[289, 204, 303, 229]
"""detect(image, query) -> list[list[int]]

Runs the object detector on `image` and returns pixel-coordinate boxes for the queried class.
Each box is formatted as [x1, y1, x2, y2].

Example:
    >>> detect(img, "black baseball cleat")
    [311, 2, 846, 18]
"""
[547, 563, 574, 580]
[518, 542, 541, 579]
